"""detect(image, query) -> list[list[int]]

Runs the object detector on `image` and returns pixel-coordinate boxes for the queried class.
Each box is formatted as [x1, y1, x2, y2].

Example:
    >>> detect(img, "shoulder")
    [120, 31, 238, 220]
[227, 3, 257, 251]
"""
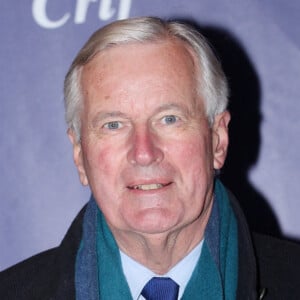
[227, 189, 300, 298]
[253, 233, 300, 299]
[0, 248, 60, 299]
[0, 204, 87, 300]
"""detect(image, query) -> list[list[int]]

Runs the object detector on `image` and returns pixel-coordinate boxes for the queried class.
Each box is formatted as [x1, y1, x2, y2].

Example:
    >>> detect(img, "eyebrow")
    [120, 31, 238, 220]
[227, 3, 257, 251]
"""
[154, 102, 194, 117]
[91, 111, 128, 128]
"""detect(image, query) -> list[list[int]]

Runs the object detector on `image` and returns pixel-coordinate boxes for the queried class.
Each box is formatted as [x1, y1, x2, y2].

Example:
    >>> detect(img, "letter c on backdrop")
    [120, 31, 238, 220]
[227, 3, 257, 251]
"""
[32, 0, 70, 29]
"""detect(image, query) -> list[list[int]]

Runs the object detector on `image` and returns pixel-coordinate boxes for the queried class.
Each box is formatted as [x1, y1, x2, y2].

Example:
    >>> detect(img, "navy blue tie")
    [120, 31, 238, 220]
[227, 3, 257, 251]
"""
[141, 277, 179, 300]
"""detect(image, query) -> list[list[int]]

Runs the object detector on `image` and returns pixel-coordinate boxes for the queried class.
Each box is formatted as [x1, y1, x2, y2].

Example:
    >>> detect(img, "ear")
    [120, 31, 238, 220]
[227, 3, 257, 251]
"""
[67, 129, 89, 186]
[212, 111, 231, 170]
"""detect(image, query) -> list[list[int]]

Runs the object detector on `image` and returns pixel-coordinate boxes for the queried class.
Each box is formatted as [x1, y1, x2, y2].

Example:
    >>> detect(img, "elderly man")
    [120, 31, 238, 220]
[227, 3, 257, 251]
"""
[1, 17, 299, 300]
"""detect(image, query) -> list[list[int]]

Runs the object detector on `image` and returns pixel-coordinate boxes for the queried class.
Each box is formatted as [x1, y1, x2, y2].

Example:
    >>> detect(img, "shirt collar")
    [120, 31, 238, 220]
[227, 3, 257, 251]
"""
[120, 240, 203, 300]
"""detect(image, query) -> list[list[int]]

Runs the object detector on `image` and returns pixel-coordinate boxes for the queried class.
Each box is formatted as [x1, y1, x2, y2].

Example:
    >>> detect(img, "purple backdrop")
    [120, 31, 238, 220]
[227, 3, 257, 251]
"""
[1, 0, 300, 270]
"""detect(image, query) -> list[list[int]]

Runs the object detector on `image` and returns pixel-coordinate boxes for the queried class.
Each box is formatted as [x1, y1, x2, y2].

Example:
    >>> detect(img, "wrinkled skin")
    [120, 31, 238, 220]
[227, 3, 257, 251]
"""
[68, 40, 230, 273]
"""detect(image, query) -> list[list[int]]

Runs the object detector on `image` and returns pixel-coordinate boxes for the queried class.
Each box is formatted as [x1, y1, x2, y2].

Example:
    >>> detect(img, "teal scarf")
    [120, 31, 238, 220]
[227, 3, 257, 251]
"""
[181, 180, 238, 299]
[75, 179, 238, 299]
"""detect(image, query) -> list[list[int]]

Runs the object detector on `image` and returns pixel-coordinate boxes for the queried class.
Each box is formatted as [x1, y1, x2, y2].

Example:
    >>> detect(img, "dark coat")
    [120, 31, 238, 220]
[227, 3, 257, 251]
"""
[1, 196, 300, 300]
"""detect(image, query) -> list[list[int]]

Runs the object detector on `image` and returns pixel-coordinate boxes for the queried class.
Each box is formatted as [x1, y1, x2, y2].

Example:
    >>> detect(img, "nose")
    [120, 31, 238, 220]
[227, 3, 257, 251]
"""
[127, 126, 164, 166]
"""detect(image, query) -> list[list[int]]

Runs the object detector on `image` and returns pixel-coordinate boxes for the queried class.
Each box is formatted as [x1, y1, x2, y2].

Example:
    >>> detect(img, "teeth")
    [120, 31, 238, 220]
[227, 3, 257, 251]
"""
[133, 183, 163, 190]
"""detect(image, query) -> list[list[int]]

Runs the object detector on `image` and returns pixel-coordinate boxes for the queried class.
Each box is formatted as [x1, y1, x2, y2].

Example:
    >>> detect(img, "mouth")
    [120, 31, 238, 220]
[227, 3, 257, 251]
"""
[128, 182, 171, 191]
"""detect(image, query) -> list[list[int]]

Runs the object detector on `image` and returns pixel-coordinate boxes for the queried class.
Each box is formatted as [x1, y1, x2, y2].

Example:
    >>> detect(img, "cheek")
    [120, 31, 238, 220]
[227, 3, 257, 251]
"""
[96, 147, 114, 173]
[174, 137, 212, 168]
[173, 136, 214, 190]
[187, 142, 201, 157]
[83, 142, 119, 181]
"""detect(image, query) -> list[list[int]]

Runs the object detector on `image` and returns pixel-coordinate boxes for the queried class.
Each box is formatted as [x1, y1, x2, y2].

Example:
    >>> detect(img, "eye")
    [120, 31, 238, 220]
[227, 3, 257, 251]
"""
[162, 115, 178, 125]
[103, 121, 122, 130]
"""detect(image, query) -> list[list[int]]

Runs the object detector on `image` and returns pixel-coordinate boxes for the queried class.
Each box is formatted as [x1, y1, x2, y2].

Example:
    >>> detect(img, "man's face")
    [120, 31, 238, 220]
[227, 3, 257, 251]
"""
[69, 40, 229, 239]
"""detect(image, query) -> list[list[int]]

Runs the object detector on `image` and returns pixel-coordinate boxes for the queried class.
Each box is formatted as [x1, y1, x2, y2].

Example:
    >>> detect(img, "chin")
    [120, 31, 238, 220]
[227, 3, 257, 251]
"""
[128, 208, 181, 234]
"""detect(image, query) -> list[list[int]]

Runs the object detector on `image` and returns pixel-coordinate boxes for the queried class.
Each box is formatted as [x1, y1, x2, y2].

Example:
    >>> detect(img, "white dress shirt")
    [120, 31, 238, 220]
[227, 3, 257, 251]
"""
[120, 240, 203, 300]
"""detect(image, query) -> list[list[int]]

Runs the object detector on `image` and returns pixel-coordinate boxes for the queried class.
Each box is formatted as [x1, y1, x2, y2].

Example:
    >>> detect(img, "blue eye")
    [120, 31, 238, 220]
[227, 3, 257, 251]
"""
[162, 115, 178, 125]
[103, 121, 121, 130]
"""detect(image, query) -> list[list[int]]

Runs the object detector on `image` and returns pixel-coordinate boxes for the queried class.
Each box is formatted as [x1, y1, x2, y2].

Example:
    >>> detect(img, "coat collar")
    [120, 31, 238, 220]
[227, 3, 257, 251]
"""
[228, 190, 267, 299]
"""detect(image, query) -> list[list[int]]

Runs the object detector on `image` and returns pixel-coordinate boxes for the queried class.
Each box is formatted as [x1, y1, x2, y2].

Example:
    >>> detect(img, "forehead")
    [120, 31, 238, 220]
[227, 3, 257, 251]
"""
[79, 39, 204, 117]
[81, 39, 197, 87]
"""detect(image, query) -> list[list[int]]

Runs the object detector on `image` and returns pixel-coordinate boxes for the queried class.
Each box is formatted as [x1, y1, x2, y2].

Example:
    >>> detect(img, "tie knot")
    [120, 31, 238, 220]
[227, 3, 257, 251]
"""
[141, 277, 179, 300]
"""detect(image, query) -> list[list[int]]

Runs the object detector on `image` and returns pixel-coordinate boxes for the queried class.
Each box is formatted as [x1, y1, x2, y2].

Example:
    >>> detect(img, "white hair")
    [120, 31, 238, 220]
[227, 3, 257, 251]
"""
[64, 17, 229, 141]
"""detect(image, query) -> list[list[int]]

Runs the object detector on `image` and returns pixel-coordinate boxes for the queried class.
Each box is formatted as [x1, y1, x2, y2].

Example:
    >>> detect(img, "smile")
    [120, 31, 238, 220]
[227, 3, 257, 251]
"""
[128, 183, 171, 190]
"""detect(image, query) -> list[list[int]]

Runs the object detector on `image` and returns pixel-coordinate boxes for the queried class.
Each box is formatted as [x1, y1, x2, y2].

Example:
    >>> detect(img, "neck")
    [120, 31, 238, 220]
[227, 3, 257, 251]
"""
[110, 201, 213, 274]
